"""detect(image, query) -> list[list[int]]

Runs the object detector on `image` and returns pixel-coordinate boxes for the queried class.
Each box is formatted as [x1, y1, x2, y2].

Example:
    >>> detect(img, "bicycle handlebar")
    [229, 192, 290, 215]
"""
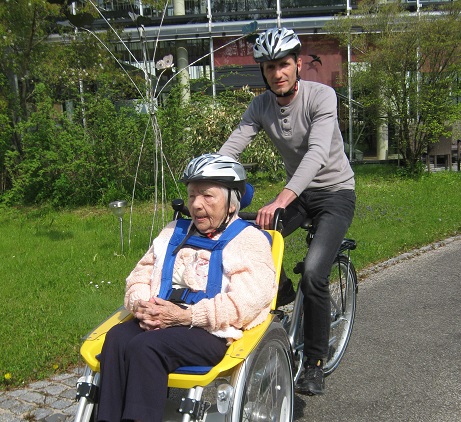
[238, 212, 257, 220]
[171, 199, 190, 218]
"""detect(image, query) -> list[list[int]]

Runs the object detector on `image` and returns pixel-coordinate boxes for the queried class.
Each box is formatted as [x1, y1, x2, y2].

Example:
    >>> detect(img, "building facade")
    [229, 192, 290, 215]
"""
[57, 0, 451, 160]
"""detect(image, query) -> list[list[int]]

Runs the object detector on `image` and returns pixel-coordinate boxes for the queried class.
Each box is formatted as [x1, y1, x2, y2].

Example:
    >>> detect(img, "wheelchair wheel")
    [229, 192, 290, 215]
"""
[324, 254, 357, 375]
[231, 322, 294, 422]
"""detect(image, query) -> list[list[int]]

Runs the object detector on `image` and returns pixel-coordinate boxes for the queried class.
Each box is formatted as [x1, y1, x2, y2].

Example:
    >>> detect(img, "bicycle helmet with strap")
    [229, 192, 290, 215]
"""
[253, 27, 301, 63]
[180, 153, 247, 197]
[253, 27, 302, 98]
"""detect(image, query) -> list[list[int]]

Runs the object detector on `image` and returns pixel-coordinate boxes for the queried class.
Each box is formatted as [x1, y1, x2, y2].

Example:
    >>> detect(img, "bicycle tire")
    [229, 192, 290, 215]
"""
[231, 322, 294, 422]
[289, 254, 357, 377]
[324, 254, 357, 375]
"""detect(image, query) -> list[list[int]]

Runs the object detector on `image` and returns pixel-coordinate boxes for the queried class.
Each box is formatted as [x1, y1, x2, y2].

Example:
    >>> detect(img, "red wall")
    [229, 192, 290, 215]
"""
[213, 35, 346, 89]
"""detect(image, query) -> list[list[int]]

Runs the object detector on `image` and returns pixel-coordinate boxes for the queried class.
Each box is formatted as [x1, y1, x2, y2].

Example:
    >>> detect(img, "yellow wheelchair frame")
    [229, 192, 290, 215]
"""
[74, 229, 295, 422]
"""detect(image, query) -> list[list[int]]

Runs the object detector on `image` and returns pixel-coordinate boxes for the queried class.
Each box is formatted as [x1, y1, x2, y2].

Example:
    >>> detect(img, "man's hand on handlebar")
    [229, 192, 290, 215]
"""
[256, 188, 297, 229]
[256, 202, 280, 229]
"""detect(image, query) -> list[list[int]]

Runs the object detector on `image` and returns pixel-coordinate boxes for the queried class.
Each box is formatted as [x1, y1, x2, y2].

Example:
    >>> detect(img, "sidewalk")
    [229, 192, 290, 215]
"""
[0, 367, 82, 422]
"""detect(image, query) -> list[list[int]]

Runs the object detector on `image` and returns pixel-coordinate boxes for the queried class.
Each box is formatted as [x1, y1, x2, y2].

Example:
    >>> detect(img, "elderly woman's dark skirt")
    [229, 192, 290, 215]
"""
[97, 319, 228, 422]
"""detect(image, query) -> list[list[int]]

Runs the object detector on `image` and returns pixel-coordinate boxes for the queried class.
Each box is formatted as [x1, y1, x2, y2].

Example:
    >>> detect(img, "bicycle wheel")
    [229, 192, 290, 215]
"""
[324, 254, 357, 375]
[231, 322, 294, 422]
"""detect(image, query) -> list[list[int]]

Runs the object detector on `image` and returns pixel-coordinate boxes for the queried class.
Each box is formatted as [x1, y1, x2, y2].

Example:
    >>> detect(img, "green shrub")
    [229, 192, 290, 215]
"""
[1, 82, 284, 207]
[157, 84, 284, 177]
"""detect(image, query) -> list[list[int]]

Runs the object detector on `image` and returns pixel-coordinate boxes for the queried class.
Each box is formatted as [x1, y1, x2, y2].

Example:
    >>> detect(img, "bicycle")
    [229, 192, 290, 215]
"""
[239, 207, 358, 384]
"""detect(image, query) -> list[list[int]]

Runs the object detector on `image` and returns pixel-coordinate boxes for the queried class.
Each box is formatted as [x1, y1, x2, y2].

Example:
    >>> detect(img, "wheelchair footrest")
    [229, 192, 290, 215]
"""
[76, 378, 99, 403]
[178, 397, 206, 420]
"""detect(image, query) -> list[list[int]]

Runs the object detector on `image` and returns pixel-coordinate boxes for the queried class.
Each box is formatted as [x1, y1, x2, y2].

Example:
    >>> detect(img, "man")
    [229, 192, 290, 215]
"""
[218, 27, 356, 396]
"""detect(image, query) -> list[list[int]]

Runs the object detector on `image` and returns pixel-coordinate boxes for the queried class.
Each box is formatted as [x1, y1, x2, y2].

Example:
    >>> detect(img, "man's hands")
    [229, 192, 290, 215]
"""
[134, 297, 192, 331]
[256, 188, 297, 229]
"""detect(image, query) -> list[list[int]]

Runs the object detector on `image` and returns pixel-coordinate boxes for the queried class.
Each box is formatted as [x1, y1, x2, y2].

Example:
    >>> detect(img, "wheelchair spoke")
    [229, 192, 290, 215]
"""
[236, 324, 293, 422]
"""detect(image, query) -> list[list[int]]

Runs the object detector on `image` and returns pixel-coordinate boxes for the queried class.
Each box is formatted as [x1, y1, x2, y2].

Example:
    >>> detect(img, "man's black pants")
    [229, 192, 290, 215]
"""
[281, 189, 356, 360]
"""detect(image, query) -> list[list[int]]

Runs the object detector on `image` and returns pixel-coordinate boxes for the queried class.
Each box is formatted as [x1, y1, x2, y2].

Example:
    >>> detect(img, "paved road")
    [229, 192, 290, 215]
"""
[294, 236, 461, 421]
[1, 237, 460, 421]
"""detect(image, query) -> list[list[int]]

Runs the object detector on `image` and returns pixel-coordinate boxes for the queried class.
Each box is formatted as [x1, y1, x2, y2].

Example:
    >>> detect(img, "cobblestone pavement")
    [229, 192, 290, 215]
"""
[0, 368, 82, 422]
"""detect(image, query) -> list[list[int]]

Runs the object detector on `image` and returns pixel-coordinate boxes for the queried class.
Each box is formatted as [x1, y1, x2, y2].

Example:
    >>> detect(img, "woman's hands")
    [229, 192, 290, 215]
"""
[134, 297, 192, 331]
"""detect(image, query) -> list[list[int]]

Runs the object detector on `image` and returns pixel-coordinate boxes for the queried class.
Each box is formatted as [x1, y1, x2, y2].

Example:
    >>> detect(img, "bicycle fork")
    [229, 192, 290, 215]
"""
[287, 288, 305, 384]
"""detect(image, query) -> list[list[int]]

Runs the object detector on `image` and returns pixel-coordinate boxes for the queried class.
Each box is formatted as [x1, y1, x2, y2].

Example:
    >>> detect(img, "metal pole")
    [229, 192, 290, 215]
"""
[347, 0, 353, 161]
[276, 0, 282, 28]
[71, 1, 87, 129]
[109, 200, 127, 255]
[119, 217, 124, 255]
[138, 0, 151, 103]
[174, 0, 190, 103]
[416, 0, 421, 123]
[207, 0, 216, 98]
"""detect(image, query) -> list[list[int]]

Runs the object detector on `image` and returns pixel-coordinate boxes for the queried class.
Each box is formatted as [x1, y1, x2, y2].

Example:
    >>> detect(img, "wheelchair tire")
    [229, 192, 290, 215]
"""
[324, 254, 357, 375]
[230, 321, 294, 422]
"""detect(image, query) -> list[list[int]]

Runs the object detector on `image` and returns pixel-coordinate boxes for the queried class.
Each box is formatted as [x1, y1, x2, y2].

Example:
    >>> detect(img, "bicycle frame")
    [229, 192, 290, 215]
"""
[238, 209, 357, 380]
[285, 218, 357, 379]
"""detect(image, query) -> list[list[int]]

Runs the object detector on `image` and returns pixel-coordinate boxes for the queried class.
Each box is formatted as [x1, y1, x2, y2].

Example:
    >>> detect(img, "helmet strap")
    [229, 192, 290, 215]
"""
[274, 77, 299, 98]
[172, 224, 197, 254]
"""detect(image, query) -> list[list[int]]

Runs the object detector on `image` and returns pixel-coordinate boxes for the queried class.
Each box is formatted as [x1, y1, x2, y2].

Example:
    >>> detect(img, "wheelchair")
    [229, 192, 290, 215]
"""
[74, 202, 357, 422]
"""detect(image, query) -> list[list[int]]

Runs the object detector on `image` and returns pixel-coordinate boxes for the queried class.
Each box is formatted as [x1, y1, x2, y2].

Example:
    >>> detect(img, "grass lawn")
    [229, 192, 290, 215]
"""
[1, 163, 461, 389]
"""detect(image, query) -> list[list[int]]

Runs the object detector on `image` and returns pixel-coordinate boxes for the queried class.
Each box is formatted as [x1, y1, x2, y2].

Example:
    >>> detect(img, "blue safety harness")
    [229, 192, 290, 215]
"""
[158, 218, 258, 305]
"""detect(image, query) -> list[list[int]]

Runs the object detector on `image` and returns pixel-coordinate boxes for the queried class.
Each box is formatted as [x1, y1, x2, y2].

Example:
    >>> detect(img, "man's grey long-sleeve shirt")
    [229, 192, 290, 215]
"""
[219, 80, 355, 196]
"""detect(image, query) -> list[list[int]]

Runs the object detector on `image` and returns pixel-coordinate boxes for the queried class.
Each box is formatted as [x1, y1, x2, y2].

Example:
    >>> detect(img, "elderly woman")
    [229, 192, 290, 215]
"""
[97, 154, 277, 422]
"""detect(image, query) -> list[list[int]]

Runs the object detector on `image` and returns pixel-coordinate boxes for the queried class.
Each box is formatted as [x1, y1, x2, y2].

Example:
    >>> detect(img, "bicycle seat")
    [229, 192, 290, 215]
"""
[300, 217, 313, 230]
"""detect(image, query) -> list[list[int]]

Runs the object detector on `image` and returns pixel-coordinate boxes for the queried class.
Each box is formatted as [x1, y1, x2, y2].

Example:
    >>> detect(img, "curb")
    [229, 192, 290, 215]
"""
[357, 234, 461, 280]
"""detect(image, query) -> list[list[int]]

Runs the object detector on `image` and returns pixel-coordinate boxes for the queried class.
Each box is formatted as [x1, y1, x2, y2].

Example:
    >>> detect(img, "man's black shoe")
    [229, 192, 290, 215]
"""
[295, 365, 325, 396]
[276, 279, 296, 307]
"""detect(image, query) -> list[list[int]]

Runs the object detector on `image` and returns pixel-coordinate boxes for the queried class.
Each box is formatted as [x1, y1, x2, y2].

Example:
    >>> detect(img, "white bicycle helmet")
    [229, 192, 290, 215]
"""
[253, 27, 302, 63]
[180, 153, 247, 197]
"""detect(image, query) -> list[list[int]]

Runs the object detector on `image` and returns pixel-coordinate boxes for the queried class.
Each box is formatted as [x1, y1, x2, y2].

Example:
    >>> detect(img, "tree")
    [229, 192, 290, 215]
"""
[1, 0, 279, 207]
[0, 0, 63, 151]
[0, 0, 145, 194]
[328, 0, 461, 173]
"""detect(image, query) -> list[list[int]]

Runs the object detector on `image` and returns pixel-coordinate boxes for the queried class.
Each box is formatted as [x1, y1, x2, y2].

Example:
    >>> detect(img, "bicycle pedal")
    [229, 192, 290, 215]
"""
[293, 262, 304, 274]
